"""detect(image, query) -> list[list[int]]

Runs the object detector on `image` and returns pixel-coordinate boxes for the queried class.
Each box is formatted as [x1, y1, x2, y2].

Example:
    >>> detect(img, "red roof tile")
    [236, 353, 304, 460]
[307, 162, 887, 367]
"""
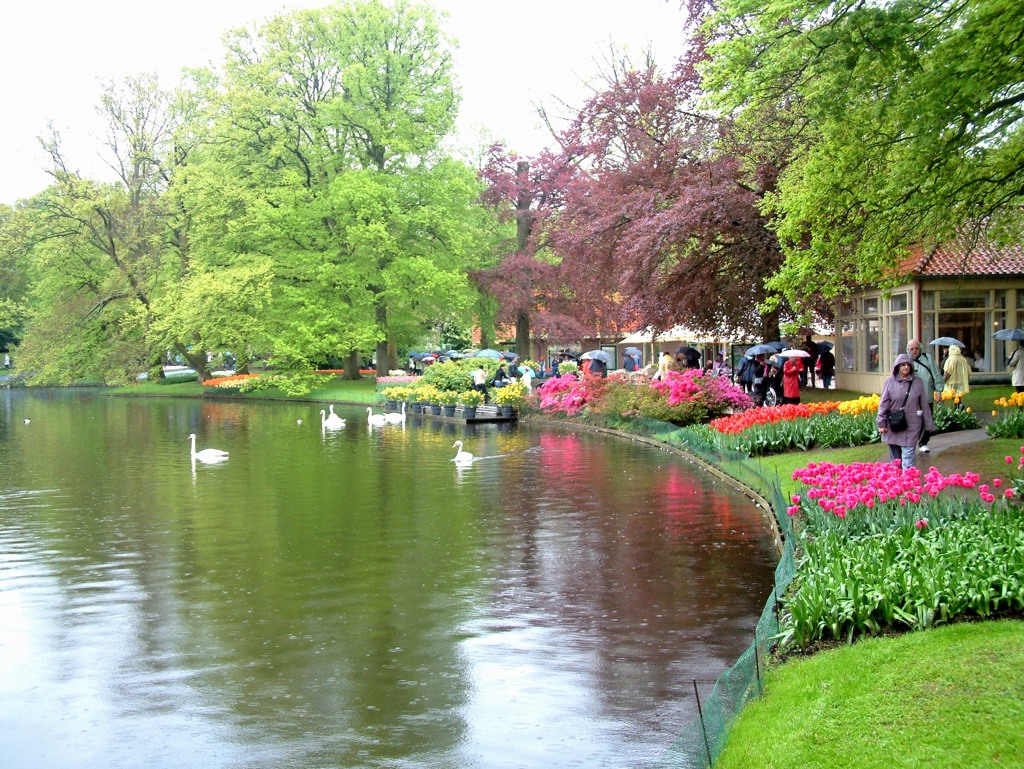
[903, 234, 1024, 277]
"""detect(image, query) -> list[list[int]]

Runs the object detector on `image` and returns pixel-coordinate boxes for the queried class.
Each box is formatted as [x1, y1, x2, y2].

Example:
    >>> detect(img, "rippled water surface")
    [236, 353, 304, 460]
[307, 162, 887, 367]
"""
[0, 389, 776, 768]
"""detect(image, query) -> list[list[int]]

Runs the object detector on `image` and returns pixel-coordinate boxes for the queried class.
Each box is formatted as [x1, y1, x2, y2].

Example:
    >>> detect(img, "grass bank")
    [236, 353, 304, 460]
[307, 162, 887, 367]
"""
[715, 619, 1024, 769]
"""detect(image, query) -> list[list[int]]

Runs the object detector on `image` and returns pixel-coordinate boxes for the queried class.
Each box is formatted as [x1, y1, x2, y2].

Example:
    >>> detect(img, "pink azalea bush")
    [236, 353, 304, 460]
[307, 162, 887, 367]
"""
[540, 369, 750, 425]
[535, 374, 603, 416]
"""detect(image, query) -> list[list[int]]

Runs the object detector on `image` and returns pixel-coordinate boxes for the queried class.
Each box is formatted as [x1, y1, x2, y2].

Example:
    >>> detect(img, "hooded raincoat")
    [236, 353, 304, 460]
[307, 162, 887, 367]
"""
[877, 353, 935, 449]
[943, 345, 972, 394]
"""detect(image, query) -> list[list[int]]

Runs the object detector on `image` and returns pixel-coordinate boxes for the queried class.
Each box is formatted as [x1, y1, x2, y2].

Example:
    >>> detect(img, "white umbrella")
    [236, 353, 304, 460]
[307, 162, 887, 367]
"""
[928, 337, 965, 347]
[777, 348, 811, 358]
[581, 350, 612, 364]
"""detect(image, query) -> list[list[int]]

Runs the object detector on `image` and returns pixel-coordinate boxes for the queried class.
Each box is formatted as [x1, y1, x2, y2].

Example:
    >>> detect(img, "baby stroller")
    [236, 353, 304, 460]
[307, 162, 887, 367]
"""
[764, 360, 784, 407]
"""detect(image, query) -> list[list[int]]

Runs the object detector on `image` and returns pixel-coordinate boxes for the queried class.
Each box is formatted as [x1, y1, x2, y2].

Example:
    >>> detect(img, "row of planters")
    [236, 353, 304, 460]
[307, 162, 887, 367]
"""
[376, 358, 528, 417]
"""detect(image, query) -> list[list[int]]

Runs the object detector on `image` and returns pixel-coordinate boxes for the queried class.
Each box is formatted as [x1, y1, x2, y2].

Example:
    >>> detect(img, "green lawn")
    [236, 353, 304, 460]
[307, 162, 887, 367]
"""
[115, 375, 381, 403]
[715, 620, 1024, 769]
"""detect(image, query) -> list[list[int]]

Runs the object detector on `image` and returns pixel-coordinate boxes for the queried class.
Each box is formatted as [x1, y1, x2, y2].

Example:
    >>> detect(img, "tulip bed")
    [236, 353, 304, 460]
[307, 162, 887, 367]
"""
[781, 457, 1024, 649]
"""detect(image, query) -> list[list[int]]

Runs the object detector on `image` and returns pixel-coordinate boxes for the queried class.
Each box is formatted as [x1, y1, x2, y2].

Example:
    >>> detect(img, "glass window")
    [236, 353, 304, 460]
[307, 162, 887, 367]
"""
[840, 323, 855, 372]
[942, 292, 988, 309]
[922, 291, 935, 311]
[863, 297, 879, 314]
[891, 314, 908, 363]
[866, 318, 880, 372]
[890, 294, 908, 312]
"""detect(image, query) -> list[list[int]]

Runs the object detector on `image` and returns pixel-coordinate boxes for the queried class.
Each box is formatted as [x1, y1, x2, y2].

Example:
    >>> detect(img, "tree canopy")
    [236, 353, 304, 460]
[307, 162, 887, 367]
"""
[701, 0, 1024, 311]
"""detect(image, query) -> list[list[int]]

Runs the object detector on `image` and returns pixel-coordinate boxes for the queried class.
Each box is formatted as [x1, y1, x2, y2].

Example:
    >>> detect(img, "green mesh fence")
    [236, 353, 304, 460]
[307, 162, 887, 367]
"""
[607, 416, 798, 769]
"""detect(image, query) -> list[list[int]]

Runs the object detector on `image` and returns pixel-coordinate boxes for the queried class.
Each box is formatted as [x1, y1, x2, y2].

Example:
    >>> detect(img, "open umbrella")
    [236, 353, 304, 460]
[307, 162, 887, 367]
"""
[778, 348, 811, 358]
[501, 351, 519, 361]
[744, 343, 776, 356]
[518, 365, 536, 377]
[557, 350, 579, 359]
[929, 337, 966, 348]
[764, 341, 787, 352]
[675, 346, 699, 356]
[581, 350, 612, 364]
[816, 340, 834, 353]
[994, 328, 1024, 341]
[624, 346, 642, 356]
[472, 349, 504, 359]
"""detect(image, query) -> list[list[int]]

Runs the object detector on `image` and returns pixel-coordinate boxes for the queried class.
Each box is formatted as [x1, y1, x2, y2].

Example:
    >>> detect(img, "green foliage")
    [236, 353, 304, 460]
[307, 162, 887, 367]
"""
[702, 0, 1024, 312]
[932, 404, 982, 433]
[420, 359, 488, 392]
[713, 412, 880, 456]
[783, 507, 1024, 648]
[237, 371, 330, 396]
[988, 409, 1024, 439]
[558, 361, 578, 375]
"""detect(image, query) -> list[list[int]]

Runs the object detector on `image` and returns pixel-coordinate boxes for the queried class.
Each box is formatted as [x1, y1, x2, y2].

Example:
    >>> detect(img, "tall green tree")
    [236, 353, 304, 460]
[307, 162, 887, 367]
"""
[188, 0, 487, 376]
[702, 0, 1024, 312]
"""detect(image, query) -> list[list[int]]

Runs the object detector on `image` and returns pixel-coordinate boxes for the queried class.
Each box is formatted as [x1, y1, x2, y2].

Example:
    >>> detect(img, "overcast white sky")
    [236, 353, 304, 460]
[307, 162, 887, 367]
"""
[1, 0, 687, 204]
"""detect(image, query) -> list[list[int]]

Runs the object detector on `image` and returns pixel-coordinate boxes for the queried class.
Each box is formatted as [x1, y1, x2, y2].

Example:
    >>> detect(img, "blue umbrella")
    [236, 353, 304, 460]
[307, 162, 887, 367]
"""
[929, 337, 965, 348]
[744, 344, 776, 356]
[473, 349, 504, 359]
[502, 351, 520, 361]
[764, 341, 787, 351]
[624, 346, 642, 356]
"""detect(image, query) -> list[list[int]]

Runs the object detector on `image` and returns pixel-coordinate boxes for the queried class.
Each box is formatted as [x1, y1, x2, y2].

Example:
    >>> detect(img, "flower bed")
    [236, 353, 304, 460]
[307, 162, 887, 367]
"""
[202, 373, 260, 388]
[779, 456, 1024, 649]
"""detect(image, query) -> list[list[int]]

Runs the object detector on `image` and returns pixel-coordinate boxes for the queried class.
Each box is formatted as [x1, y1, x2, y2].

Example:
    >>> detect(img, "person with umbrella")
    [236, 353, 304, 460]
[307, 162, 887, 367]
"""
[751, 354, 770, 407]
[943, 344, 972, 395]
[996, 328, 1024, 391]
[906, 339, 942, 454]
[782, 354, 804, 404]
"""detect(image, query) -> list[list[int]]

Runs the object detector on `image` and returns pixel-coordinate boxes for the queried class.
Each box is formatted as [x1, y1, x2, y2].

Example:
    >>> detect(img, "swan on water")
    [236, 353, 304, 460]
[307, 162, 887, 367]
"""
[367, 407, 388, 426]
[188, 433, 228, 463]
[452, 440, 474, 464]
[384, 402, 406, 424]
[322, 405, 345, 428]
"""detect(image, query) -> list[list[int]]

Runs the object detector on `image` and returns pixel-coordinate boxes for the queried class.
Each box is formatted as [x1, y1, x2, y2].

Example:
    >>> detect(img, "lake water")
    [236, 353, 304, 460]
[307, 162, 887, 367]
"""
[0, 389, 777, 769]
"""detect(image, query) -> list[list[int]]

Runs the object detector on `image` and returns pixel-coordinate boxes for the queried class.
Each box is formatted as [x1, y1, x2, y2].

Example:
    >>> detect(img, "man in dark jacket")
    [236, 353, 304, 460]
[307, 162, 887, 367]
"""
[907, 339, 942, 454]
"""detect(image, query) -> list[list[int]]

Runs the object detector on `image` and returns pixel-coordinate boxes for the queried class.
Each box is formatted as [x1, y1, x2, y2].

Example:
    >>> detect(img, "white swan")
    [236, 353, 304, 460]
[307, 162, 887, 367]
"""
[384, 402, 406, 424]
[188, 433, 228, 463]
[321, 405, 345, 428]
[452, 440, 474, 464]
[367, 407, 388, 426]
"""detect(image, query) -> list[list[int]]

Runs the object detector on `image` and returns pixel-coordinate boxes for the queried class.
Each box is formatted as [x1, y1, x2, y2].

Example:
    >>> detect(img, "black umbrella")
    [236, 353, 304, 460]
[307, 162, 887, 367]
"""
[675, 346, 699, 356]
[816, 341, 834, 353]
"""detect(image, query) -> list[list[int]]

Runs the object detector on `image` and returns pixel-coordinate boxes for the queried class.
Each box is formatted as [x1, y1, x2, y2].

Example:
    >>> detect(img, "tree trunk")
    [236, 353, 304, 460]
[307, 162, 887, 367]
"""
[516, 310, 530, 361]
[173, 341, 212, 383]
[346, 349, 362, 381]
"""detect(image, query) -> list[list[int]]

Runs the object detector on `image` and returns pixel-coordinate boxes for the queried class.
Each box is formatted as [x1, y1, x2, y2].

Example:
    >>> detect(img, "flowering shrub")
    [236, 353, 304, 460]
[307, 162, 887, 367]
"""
[536, 374, 598, 416]
[376, 375, 418, 385]
[317, 369, 375, 375]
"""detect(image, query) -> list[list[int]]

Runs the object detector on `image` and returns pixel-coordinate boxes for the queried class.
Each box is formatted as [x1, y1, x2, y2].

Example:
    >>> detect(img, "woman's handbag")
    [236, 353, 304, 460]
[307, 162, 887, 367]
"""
[887, 387, 911, 432]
